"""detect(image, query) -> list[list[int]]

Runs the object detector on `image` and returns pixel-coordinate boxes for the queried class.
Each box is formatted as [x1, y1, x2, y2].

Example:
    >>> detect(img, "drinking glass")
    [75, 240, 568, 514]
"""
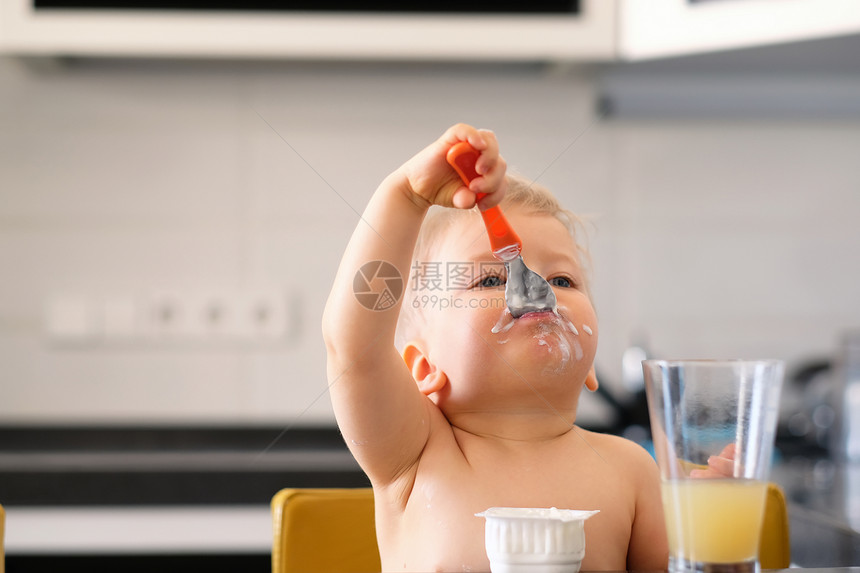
[642, 359, 784, 573]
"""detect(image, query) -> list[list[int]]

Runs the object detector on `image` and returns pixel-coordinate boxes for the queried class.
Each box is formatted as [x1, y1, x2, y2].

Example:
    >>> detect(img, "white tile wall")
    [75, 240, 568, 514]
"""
[1, 56, 858, 426]
[602, 122, 860, 367]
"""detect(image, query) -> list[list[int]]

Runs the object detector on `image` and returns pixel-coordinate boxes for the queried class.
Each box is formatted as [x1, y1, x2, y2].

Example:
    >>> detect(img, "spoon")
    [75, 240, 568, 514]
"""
[446, 142, 557, 318]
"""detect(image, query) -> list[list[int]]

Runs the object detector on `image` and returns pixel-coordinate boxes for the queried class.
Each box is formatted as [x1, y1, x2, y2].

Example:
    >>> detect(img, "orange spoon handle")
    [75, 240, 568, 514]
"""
[446, 142, 522, 259]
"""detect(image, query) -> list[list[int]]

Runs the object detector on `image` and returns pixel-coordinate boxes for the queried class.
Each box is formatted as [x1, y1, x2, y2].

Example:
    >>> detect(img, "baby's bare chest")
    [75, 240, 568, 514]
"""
[419, 450, 622, 514]
[385, 448, 633, 571]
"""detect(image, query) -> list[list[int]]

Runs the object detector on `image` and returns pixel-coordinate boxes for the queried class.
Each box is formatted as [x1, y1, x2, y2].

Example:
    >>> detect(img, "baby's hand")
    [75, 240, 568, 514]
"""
[689, 443, 736, 479]
[397, 123, 507, 211]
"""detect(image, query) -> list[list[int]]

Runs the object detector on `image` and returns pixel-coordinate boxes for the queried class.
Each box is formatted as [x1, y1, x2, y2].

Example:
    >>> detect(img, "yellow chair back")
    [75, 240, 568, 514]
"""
[271, 488, 380, 573]
[1, 503, 5, 573]
[759, 483, 791, 568]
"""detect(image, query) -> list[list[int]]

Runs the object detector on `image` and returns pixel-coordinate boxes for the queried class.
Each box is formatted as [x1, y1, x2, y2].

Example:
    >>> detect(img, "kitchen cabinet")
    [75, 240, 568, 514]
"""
[1, 0, 859, 61]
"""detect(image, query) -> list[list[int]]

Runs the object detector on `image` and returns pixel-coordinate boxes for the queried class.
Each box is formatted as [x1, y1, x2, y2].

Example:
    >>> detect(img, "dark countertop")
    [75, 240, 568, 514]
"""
[0, 425, 369, 506]
[772, 459, 860, 566]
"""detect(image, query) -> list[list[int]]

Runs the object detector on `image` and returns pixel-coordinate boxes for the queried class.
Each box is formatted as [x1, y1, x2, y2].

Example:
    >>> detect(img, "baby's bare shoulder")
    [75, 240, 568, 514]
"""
[572, 428, 658, 474]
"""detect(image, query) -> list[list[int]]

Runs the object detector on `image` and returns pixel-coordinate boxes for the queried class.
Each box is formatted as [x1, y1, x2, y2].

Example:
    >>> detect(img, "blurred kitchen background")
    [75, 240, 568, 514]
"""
[1, 0, 860, 570]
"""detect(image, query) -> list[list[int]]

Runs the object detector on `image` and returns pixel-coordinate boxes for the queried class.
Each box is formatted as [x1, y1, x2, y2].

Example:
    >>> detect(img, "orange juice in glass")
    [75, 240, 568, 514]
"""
[662, 479, 768, 564]
[643, 360, 783, 573]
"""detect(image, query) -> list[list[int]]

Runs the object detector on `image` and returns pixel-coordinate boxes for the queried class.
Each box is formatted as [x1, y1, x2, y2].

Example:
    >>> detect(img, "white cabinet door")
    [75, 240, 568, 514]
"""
[619, 0, 860, 60]
[0, 0, 617, 60]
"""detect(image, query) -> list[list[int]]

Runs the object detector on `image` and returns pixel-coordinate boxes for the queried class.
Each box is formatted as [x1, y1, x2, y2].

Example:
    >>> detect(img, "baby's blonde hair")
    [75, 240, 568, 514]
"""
[395, 173, 592, 351]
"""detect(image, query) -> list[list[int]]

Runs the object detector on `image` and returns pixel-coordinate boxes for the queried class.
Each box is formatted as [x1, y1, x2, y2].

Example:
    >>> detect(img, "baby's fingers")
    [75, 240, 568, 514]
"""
[473, 129, 498, 175]
[470, 131, 506, 209]
[441, 123, 489, 155]
[689, 443, 736, 478]
[717, 443, 737, 460]
[705, 454, 735, 477]
[472, 158, 507, 209]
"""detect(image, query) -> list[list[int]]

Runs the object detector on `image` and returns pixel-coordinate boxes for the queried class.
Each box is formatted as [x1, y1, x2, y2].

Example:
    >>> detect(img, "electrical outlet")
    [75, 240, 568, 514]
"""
[193, 292, 237, 339]
[236, 290, 289, 340]
[143, 292, 189, 339]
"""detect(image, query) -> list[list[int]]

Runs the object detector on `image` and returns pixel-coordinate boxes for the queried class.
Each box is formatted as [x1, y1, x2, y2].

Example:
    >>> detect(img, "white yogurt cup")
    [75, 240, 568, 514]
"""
[476, 507, 599, 573]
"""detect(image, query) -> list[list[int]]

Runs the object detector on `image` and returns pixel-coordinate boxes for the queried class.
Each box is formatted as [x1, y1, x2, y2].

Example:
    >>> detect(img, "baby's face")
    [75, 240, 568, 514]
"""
[416, 210, 598, 414]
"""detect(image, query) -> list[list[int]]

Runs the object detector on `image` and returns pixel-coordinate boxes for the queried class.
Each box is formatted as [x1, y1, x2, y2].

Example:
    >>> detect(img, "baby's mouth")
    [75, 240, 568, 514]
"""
[491, 307, 579, 337]
[517, 310, 555, 320]
[489, 306, 585, 370]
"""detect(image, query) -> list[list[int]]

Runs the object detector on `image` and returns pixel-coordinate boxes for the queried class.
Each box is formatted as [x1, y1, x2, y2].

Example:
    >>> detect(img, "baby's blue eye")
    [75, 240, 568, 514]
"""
[477, 275, 505, 288]
[549, 276, 572, 288]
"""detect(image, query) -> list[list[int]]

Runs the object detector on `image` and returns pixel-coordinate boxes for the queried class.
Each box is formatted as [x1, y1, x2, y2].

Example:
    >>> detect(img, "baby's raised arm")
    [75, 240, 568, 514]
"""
[322, 124, 506, 487]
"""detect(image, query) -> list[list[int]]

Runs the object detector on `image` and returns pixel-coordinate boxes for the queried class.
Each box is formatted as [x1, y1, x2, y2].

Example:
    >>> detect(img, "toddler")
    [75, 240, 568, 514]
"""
[322, 124, 668, 571]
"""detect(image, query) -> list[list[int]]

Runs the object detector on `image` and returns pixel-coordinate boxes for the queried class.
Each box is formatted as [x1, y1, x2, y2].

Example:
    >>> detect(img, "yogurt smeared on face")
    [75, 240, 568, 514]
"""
[491, 305, 584, 371]
[491, 310, 515, 335]
[532, 315, 576, 373]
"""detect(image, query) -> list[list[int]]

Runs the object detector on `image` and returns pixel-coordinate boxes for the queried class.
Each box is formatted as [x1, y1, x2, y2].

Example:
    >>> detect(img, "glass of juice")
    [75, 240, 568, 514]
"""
[642, 359, 784, 573]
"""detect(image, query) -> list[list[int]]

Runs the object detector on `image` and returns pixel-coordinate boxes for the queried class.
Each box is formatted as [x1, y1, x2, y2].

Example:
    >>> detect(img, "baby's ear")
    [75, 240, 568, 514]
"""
[402, 342, 449, 396]
[585, 367, 599, 392]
